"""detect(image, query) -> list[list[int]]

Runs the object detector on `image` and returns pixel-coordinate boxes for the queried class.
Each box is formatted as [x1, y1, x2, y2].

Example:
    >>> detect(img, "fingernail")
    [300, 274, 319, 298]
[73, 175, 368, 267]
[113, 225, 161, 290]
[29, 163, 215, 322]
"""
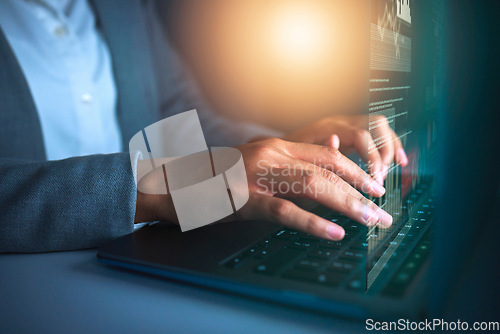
[370, 181, 386, 196]
[398, 148, 408, 166]
[332, 135, 340, 150]
[362, 207, 379, 226]
[327, 224, 344, 240]
[376, 208, 393, 228]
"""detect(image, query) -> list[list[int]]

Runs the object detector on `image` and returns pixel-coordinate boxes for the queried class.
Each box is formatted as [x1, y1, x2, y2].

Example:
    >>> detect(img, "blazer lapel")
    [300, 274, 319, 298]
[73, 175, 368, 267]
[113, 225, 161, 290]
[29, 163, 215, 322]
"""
[90, 0, 159, 150]
[0, 27, 46, 160]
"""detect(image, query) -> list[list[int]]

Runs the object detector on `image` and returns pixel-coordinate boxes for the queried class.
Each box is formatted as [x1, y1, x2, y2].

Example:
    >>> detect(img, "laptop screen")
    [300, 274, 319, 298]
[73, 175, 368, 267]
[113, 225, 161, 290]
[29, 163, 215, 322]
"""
[364, 0, 443, 291]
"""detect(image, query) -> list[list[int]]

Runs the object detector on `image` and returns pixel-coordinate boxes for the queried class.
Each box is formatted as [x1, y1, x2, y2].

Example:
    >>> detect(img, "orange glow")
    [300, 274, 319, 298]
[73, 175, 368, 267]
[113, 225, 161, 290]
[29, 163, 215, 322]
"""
[173, 0, 370, 131]
[267, 3, 333, 67]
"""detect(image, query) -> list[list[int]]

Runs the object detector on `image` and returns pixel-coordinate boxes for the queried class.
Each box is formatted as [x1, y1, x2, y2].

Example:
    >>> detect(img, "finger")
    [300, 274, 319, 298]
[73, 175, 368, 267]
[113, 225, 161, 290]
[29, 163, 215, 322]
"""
[393, 132, 408, 167]
[371, 117, 395, 168]
[318, 127, 384, 185]
[282, 142, 386, 197]
[253, 195, 345, 240]
[302, 169, 393, 228]
[372, 131, 394, 181]
[376, 133, 395, 166]
[360, 129, 384, 185]
[323, 134, 340, 149]
[265, 164, 392, 228]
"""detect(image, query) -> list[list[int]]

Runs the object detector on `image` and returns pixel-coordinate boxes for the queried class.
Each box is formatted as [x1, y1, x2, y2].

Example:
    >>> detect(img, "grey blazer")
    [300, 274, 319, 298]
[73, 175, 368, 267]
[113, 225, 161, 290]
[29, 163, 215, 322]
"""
[0, 0, 275, 253]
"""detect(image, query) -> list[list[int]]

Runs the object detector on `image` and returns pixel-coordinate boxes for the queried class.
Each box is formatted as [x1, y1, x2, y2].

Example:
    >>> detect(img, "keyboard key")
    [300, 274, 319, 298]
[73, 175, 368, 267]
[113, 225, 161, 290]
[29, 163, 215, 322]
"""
[274, 230, 299, 241]
[416, 210, 431, 217]
[350, 240, 368, 250]
[256, 239, 276, 248]
[253, 249, 269, 259]
[342, 231, 359, 240]
[282, 270, 347, 287]
[411, 224, 425, 233]
[254, 248, 302, 275]
[344, 222, 365, 232]
[225, 257, 245, 268]
[331, 218, 348, 226]
[308, 249, 336, 260]
[405, 232, 416, 240]
[391, 271, 411, 286]
[288, 241, 315, 250]
[297, 237, 320, 244]
[403, 260, 419, 274]
[383, 233, 431, 297]
[339, 251, 365, 262]
[251, 239, 285, 259]
[295, 234, 320, 241]
[242, 248, 258, 257]
[328, 260, 356, 272]
[347, 279, 364, 292]
[391, 250, 405, 261]
[320, 240, 344, 249]
[294, 259, 324, 271]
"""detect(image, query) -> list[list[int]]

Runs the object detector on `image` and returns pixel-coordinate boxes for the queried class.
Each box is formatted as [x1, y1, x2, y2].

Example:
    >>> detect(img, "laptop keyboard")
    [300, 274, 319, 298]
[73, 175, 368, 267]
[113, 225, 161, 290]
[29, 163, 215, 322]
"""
[222, 184, 435, 295]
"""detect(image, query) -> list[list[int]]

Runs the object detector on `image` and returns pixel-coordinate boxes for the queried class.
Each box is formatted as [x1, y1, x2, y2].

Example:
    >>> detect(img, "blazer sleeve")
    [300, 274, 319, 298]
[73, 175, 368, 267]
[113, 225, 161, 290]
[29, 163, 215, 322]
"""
[0, 153, 136, 253]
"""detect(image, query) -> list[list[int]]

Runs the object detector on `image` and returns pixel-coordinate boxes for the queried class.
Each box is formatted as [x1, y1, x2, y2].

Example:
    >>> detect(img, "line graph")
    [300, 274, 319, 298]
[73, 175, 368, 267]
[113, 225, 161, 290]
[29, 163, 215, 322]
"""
[377, 1, 402, 58]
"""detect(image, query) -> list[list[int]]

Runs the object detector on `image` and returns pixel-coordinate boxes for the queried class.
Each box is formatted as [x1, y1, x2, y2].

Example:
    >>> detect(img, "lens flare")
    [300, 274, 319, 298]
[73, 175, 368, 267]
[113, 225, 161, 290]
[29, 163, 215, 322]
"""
[173, 0, 369, 130]
[267, 2, 333, 66]
[275, 11, 321, 54]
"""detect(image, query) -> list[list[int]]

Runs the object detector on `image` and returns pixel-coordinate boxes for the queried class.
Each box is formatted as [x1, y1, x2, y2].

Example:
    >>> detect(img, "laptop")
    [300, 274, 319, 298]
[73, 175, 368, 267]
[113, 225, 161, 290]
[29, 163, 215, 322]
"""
[98, 0, 499, 321]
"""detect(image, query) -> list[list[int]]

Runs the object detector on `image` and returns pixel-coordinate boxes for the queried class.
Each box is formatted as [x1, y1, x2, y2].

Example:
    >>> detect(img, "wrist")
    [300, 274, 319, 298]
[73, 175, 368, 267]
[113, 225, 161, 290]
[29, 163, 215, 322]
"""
[135, 191, 177, 223]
